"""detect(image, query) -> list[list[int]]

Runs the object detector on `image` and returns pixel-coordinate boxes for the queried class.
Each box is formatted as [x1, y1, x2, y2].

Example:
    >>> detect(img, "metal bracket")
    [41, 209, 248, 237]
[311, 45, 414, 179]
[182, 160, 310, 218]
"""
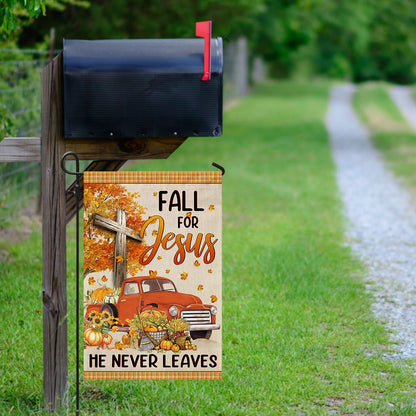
[212, 162, 225, 176]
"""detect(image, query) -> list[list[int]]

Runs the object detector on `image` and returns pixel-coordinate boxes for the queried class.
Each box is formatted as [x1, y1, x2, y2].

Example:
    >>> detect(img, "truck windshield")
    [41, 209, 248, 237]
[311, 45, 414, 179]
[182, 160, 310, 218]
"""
[141, 279, 176, 293]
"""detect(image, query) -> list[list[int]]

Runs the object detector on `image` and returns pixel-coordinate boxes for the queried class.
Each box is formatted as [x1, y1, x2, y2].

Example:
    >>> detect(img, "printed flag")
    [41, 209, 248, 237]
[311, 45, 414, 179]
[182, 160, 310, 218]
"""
[83, 171, 222, 380]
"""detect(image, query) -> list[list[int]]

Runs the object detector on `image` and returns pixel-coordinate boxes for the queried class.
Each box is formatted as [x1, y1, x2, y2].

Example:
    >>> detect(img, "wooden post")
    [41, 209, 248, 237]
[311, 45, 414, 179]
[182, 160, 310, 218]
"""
[48, 27, 55, 63]
[41, 53, 68, 412]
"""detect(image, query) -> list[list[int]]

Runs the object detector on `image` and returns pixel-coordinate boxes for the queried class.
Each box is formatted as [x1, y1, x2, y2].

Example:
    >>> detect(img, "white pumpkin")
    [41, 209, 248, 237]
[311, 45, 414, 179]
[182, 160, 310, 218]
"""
[103, 292, 119, 304]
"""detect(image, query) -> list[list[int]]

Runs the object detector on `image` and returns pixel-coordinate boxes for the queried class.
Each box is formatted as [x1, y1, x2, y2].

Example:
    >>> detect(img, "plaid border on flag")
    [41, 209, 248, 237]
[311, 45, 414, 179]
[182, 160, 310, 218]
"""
[84, 371, 222, 380]
[83, 169, 222, 380]
[84, 171, 222, 184]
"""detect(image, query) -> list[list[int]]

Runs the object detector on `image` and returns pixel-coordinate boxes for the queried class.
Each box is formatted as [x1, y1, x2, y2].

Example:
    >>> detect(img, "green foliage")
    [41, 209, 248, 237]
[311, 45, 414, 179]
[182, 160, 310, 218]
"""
[0, 43, 43, 139]
[0, 102, 14, 138]
[0, 0, 46, 35]
[246, 0, 315, 77]
[245, 0, 416, 82]
[310, 0, 373, 79]
[5, 0, 416, 84]
[0, 0, 88, 37]
[326, 54, 352, 80]
[307, 0, 416, 83]
[367, 1, 416, 83]
[21, 0, 259, 41]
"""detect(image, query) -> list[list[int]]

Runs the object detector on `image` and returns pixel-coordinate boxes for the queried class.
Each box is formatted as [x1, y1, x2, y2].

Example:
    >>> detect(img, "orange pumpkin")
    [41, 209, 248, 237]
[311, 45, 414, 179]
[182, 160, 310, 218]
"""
[102, 333, 113, 345]
[171, 344, 180, 352]
[144, 325, 158, 332]
[160, 340, 173, 351]
[91, 286, 114, 303]
[84, 327, 103, 346]
[122, 334, 131, 345]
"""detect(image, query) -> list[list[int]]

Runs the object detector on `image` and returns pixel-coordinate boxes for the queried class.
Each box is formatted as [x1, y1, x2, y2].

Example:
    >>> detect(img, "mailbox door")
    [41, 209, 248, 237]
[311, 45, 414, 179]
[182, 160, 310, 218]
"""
[63, 39, 223, 139]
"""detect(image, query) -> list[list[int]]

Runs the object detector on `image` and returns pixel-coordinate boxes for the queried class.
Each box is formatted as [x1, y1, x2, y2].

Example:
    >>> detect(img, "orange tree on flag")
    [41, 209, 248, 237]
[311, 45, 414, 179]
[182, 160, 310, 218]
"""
[84, 183, 148, 278]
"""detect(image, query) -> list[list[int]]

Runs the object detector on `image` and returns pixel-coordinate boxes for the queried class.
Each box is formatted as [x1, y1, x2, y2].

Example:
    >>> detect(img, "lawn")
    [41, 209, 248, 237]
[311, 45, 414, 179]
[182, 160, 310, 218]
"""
[1, 81, 415, 415]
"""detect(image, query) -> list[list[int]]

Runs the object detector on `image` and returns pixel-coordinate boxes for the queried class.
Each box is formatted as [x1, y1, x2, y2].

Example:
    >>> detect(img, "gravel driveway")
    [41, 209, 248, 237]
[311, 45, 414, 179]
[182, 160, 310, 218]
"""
[326, 84, 416, 359]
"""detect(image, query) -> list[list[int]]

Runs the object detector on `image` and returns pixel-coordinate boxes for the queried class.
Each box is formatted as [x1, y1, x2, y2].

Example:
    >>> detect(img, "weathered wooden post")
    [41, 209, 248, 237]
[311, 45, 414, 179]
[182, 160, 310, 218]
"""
[41, 53, 68, 412]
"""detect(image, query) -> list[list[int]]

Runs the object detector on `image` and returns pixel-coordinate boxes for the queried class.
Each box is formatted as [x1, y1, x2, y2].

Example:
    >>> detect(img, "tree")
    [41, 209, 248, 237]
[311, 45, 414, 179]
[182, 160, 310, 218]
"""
[0, 0, 46, 35]
[83, 183, 149, 278]
[367, 0, 416, 83]
[19, 0, 262, 46]
[1, 0, 89, 37]
[12, 0, 416, 83]
[309, 0, 375, 80]
[247, 0, 315, 77]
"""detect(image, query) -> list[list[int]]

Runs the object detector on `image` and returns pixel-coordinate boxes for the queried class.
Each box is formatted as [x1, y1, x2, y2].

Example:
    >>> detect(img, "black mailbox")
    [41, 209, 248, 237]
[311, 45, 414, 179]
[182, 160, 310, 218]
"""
[63, 37, 223, 139]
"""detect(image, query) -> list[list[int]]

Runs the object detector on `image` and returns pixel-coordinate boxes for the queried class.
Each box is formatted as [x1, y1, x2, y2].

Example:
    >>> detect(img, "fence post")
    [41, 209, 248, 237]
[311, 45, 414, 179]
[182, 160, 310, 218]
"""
[48, 28, 55, 63]
[41, 53, 68, 412]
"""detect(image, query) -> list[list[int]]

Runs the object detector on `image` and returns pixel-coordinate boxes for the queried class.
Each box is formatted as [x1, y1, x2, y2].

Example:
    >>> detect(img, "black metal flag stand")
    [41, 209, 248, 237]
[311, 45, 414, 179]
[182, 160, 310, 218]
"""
[61, 152, 82, 416]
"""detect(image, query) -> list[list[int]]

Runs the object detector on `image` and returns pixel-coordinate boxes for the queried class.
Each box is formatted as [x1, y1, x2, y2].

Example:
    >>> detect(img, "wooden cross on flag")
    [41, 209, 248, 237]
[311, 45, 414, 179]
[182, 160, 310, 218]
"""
[93, 209, 142, 289]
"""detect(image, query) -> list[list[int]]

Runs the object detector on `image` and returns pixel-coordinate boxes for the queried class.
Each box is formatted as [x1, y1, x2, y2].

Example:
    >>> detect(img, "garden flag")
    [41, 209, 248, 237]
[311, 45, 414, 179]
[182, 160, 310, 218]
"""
[83, 171, 222, 380]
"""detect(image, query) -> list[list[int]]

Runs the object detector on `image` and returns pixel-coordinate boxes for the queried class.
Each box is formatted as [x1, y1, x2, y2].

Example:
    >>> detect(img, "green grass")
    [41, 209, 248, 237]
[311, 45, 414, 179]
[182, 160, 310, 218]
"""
[1, 81, 416, 415]
[354, 82, 416, 191]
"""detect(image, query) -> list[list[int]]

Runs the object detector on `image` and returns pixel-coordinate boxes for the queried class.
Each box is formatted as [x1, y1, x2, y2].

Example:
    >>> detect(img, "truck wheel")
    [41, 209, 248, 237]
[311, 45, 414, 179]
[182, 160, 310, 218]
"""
[100, 303, 118, 319]
[190, 330, 212, 340]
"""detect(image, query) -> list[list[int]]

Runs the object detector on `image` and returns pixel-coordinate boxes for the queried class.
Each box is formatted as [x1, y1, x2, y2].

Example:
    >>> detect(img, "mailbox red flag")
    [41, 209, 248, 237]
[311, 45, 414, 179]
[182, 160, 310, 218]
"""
[196, 20, 212, 81]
